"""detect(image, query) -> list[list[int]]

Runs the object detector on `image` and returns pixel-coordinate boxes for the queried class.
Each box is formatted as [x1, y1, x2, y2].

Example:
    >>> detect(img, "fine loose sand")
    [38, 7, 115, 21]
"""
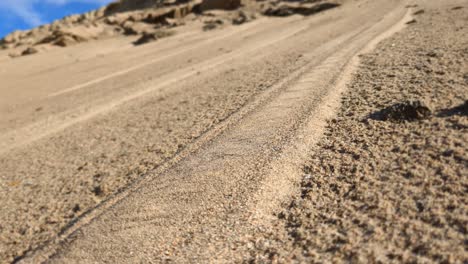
[249, 0, 467, 262]
[0, 0, 466, 263]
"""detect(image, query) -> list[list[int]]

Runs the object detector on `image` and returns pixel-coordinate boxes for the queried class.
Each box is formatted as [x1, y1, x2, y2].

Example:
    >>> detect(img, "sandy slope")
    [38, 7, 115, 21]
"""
[0, 0, 412, 263]
[249, 0, 467, 262]
[2, 0, 463, 262]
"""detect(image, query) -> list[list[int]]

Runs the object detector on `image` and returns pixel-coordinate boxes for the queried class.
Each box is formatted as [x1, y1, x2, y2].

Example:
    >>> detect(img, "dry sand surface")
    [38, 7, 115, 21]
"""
[249, 1, 468, 263]
[0, 0, 466, 263]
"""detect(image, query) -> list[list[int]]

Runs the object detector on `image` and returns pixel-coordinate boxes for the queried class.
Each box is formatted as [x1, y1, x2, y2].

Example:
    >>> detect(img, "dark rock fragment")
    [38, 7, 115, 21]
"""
[232, 11, 251, 25]
[200, 0, 241, 11]
[72, 204, 81, 213]
[133, 30, 174, 45]
[264, 5, 295, 16]
[134, 32, 159, 45]
[426, 51, 438, 57]
[92, 185, 103, 196]
[21, 47, 39, 56]
[203, 19, 223, 31]
[264, 2, 340, 17]
[373, 100, 432, 122]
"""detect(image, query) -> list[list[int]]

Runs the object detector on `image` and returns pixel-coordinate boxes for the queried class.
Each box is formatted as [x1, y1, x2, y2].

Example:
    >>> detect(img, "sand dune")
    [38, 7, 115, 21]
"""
[0, 0, 465, 263]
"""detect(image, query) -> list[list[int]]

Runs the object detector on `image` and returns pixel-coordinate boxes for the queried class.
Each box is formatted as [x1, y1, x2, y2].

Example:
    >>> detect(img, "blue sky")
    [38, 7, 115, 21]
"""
[0, 0, 114, 38]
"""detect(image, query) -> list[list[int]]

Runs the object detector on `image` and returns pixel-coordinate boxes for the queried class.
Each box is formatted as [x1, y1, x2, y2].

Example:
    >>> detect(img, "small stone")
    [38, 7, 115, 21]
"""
[376, 100, 432, 122]
[264, 6, 295, 17]
[21, 47, 39, 56]
[92, 185, 103, 196]
[72, 204, 81, 213]
[263, 2, 340, 17]
[232, 11, 249, 25]
[203, 19, 223, 31]
[134, 32, 158, 45]
[133, 30, 173, 45]
[427, 51, 438, 57]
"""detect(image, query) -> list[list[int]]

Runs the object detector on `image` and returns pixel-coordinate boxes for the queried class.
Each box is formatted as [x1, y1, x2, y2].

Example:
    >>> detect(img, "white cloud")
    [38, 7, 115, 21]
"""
[0, 0, 113, 27]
